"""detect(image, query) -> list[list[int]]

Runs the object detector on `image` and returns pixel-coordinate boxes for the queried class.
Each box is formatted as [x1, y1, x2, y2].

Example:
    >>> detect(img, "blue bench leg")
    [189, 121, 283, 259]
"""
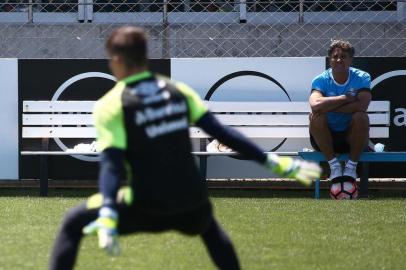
[199, 156, 207, 179]
[360, 162, 369, 198]
[40, 138, 49, 197]
[315, 178, 320, 199]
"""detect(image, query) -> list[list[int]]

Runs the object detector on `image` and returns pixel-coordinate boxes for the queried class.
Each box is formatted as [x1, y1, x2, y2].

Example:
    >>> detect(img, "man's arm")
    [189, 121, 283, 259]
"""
[196, 112, 321, 186]
[92, 84, 127, 207]
[196, 112, 267, 163]
[83, 147, 124, 256]
[332, 90, 372, 113]
[309, 90, 356, 113]
[99, 148, 125, 207]
[175, 81, 266, 163]
[84, 83, 127, 256]
[177, 81, 321, 185]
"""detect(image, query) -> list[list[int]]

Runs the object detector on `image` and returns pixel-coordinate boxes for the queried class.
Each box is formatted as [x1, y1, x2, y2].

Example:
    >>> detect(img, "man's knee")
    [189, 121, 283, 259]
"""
[351, 112, 369, 130]
[60, 208, 80, 232]
[309, 112, 328, 131]
[60, 205, 88, 235]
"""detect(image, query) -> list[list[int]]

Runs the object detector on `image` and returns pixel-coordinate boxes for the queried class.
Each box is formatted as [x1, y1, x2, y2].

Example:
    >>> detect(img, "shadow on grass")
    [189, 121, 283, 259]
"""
[0, 188, 405, 199]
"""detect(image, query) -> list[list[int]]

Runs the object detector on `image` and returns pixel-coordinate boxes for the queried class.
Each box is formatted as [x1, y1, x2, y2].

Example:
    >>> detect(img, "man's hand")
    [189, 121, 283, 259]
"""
[266, 154, 322, 186]
[344, 88, 358, 103]
[83, 207, 120, 256]
[345, 88, 358, 97]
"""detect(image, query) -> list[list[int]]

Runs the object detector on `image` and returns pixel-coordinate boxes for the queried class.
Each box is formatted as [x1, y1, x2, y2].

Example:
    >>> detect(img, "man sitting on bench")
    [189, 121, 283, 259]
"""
[309, 39, 372, 180]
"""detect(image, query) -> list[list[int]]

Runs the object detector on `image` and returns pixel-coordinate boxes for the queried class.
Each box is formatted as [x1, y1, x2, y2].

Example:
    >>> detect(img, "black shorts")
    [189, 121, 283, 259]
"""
[310, 129, 350, 153]
[67, 199, 213, 237]
[117, 200, 213, 236]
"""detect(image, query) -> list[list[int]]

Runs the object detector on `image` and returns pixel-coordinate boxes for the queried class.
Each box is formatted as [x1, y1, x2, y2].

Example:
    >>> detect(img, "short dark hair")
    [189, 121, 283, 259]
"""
[106, 26, 148, 68]
[328, 39, 355, 58]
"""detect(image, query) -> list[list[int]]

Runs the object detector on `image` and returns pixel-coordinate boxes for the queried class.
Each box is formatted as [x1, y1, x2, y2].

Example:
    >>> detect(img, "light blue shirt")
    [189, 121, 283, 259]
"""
[311, 67, 371, 132]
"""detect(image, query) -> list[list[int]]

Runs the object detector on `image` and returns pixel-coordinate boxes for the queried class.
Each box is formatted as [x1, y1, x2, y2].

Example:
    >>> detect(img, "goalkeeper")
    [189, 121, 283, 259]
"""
[49, 26, 321, 270]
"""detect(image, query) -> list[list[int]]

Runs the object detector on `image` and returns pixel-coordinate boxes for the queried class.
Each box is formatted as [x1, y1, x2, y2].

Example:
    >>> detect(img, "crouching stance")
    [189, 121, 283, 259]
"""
[49, 26, 321, 270]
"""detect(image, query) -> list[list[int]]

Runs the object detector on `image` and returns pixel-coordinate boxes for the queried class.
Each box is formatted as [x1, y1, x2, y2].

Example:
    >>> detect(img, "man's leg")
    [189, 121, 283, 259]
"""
[347, 112, 369, 161]
[201, 217, 240, 270]
[309, 112, 342, 179]
[118, 203, 240, 270]
[344, 112, 369, 178]
[49, 203, 98, 270]
[309, 112, 335, 160]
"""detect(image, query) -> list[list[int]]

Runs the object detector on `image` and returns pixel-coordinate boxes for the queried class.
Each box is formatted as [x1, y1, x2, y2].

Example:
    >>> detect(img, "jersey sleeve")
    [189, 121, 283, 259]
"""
[356, 72, 371, 90]
[175, 82, 208, 124]
[311, 74, 326, 95]
[93, 82, 127, 152]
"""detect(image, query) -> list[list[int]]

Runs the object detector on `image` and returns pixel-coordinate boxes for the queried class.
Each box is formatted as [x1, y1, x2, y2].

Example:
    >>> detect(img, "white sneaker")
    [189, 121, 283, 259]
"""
[206, 139, 233, 153]
[206, 139, 220, 152]
[329, 165, 342, 180]
[343, 165, 357, 179]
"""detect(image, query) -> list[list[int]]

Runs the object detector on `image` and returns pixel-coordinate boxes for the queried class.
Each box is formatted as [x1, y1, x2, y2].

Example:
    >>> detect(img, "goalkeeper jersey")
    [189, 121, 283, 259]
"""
[93, 71, 209, 213]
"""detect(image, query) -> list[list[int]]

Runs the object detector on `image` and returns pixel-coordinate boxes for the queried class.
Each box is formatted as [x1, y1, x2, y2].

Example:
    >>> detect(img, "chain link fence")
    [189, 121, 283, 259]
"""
[0, 1, 405, 58]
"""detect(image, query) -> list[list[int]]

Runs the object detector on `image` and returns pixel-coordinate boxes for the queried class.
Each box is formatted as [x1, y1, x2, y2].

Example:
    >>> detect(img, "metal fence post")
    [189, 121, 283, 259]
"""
[398, 1, 406, 22]
[184, 0, 190, 12]
[86, 0, 93, 22]
[163, 0, 168, 24]
[162, 0, 169, 58]
[239, 0, 247, 23]
[299, 0, 304, 23]
[28, 0, 33, 23]
[78, 0, 85, 22]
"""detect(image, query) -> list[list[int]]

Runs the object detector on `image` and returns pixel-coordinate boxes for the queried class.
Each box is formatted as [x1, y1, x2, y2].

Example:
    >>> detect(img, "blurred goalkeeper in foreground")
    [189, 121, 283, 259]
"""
[49, 26, 321, 270]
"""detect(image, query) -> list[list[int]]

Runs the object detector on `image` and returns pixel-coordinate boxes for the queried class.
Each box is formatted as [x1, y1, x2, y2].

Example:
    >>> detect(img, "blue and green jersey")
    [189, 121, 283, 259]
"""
[93, 71, 209, 213]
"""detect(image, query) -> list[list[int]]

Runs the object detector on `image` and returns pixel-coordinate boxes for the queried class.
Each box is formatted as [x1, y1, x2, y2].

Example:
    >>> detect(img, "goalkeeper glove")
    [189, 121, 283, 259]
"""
[265, 153, 321, 186]
[83, 207, 120, 256]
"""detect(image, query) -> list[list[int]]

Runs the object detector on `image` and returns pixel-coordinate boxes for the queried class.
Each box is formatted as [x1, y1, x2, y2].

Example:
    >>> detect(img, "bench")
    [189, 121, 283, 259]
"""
[22, 100, 391, 196]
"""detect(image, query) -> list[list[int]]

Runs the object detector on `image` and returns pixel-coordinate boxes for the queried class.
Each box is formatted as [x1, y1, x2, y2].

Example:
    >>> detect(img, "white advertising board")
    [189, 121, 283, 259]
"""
[172, 57, 325, 178]
[0, 59, 18, 180]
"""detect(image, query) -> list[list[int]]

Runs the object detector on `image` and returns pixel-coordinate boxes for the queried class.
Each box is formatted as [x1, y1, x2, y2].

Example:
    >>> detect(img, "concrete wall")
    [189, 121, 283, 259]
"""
[0, 23, 404, 58]
[0, 59, 18, 180]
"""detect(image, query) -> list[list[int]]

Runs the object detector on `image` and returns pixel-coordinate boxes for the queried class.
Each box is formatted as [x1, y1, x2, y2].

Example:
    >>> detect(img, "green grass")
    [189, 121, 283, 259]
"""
[0, 189, 405, 269]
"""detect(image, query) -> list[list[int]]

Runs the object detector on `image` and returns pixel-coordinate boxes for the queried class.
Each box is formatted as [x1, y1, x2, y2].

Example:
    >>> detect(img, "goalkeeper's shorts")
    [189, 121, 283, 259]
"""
[73, 197, 213, 237]
[116, 200, 213, 236]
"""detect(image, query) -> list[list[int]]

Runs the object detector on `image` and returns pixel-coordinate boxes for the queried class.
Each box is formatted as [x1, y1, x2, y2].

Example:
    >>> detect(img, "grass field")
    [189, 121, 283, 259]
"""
[0, 189, 405, 270]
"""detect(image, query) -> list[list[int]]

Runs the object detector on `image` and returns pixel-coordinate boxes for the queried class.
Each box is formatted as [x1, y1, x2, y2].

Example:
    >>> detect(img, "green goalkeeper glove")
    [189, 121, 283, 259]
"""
[83, 207, 120, 256]
[265, 153, 321, 186]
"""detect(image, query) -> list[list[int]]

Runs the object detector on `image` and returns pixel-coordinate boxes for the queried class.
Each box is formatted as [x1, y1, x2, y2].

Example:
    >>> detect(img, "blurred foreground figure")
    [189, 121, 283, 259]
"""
[49, 26, 321, 270]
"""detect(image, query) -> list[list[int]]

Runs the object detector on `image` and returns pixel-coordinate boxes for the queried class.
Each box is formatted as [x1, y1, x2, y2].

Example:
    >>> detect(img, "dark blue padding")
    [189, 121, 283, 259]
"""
[299, 152, 406, 162]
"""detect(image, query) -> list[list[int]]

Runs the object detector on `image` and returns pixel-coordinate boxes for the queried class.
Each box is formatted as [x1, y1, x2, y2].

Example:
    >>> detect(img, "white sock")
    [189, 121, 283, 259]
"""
[345, 160, 358, 169]
[328, 158, 339, 169]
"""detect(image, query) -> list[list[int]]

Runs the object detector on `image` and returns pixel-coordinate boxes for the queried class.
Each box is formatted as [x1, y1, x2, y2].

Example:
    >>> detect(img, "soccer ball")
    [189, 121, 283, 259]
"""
[329, 176, 358, 200]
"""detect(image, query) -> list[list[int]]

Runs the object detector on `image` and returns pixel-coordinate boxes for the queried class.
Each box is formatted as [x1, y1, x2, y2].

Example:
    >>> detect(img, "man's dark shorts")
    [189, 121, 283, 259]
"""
[117, 200, 213, 236]
[310, 129, 350, 153]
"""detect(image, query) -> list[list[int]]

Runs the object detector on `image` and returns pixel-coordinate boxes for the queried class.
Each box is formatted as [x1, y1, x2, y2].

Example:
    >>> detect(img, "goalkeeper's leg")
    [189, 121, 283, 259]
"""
[49, 203, 98, 270]
[201, 217, 240, 270]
